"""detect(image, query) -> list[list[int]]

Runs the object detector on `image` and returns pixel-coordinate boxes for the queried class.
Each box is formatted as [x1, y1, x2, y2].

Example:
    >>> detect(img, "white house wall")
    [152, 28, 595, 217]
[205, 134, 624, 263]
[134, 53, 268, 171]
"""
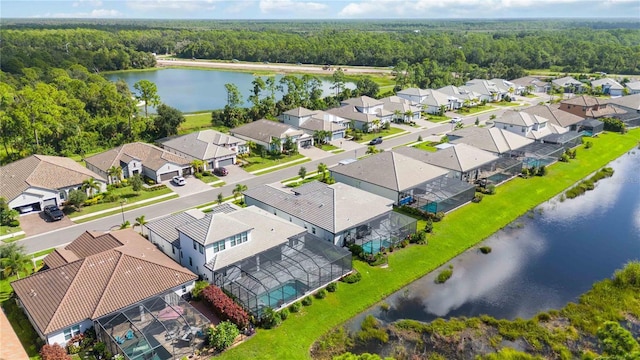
[178, 233, 207, 278]
[148, 230, 180, 263]
[46, 319, 94, 346]
[331, 173, 400, 204]
[149, 162, 185, 183]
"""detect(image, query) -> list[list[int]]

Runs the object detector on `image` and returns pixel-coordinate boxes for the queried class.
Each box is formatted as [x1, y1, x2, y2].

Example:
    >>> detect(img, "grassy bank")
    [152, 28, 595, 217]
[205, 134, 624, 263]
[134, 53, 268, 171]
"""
[219, 129, 640, 360]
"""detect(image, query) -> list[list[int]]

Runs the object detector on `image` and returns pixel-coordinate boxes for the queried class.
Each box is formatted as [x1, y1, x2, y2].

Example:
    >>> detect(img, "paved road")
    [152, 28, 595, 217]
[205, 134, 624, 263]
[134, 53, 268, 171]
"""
[157, 59, 392, 75]
[20, 95, 544, 254]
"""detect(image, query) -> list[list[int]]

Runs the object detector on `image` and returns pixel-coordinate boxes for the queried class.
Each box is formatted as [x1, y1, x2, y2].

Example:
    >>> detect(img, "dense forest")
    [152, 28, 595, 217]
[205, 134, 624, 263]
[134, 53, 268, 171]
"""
[1, 19, 639, 164]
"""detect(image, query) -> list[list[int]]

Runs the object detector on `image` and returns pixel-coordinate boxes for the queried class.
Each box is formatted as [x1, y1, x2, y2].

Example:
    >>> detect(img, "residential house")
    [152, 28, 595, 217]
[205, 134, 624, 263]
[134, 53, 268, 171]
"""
[157, 130, 246, 170]
[398, 89, 457, 114]
[230, 119, 313, 152]
[0, 154, 106, 213]
[625, 81, 640, 95]
[552, 76, 584, 93]
[325, 96, 393, 131]
[280, 107, 348, 141]
[521, 104, 584, 131]
[604, 93, 640, 128]
[462, 79, 505, 102]
[12, 229, 198, 347]
[489, 78, 523, 96]
[448, 127, 534, 156]
[493, 110, 568, 141]
[510, 76, 551, 94]
[394, 144, 499, 183]
[559, 95, 626, 119]
[379, 96, 422, 121]
[591, 78, 624, 97]
[395, 88, 431, 105]
[85, 142, 192, 184]
[148, 205, 352, 315]
[244, 181, 417, 249]
[437, 85, 479, 108]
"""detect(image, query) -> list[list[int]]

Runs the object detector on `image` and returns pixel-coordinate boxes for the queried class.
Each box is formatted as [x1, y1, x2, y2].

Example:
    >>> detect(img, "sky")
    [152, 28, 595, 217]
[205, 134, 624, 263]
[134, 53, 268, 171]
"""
[2, 0, 639, 19]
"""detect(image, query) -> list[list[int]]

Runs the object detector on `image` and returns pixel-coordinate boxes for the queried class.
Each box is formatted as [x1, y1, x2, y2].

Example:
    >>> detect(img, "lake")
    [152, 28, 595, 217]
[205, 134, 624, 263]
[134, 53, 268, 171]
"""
[105, 68, 352, 113]
[348, 149, 640, 330]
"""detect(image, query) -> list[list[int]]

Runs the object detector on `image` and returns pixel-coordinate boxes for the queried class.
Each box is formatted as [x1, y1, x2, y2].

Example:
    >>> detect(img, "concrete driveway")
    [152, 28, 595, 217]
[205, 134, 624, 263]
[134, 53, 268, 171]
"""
[164, 177, 213, 197]
[219, 164, 255, 185]
[19, 212, 75, 237]
[299, 146, 332, 161]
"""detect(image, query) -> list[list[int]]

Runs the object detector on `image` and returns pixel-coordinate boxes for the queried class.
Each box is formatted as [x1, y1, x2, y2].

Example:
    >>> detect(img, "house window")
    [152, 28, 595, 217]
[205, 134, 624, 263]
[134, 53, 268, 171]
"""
[64, 325, 81, 341]
[521, 128, 525, 133]
[181, 285, 187, 294]
[198, 244, 204, 254]
[172, 247, 175, 254]
[213, 240, 226, 253]
[193, 240, 197, 250]
[59, 191, 67, 200]
[312, 227, 316, 234]
[289, 217, 292, 222]
[230, 232, 248, 247]
[189, 257, 192, 266]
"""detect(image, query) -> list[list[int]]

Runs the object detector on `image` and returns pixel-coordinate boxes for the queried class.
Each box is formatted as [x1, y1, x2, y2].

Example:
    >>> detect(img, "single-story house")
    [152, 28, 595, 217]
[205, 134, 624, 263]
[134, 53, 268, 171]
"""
[280, 107, 348, 141]
[448, 127, 534, 156]
[559, 95, 626, 119]
[510, 76, 551, 94]
[437, 85, 479, 107]
[147, 204, 352, 316]
[591, 78, 624, 97]
[394, 144, 499, 183]
[230, 119, 313, 151]
[12, 229, 198, 347]
[493, 110, 568, 141]
[625, 81, 640, 95]
[85, 142, 192, 184]
[521, 104, 584, 131]
[325, 96, 393, 132]
[552, 76, 584, 93]
[244, 181, 417, 250]
[157, 130, 246, 170]
[379, 96, 422, 121]
[0, 154, 106, 213]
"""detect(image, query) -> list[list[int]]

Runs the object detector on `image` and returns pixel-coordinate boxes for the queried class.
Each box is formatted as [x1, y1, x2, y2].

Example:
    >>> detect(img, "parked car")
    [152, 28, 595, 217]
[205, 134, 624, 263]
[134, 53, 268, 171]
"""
[213, 167, 229, 177]
[450, 117, 463, 124]
[18, 205, 34, 214]
[171, 176, 186, 186]
[43, 205, 64, 221]
[369, 137, 383, 145]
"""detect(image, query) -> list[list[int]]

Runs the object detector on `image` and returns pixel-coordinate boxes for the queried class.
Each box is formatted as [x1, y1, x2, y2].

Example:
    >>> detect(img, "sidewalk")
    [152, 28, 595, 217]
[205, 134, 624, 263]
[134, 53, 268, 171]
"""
[249, 156, 310, 175]
[0, 231, 25, 242]
[70, 192, 177, 221]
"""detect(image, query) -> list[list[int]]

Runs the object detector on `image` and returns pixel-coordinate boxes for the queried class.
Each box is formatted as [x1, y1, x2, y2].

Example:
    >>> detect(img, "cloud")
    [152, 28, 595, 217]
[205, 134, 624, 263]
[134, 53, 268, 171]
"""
[224, 0, 255, 13]
[38, 8, 121, 18]
[127, 0, 217, 11]
[259, 0, 328, 14]
[72, 0, 103, 7]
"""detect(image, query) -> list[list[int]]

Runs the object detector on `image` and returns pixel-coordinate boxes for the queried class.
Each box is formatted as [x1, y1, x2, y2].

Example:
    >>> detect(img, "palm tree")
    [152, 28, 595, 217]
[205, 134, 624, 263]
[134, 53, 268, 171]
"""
[245, 140, 256, 155]
[134, 215, 148, 236]
[190, 159, 204, 173]
[372, 119, 381, 133]
[366, 145, 379, 155]
[317, 163, 328, 182]
[82, 177, 101, 198]
[107, 166, 122, 185]
[233, 184, 248, 202]
[404, 110, 413, 122]
[393, 110, 402, 123]
[270, 137, 282, 154]
[1, 245, 31, 279]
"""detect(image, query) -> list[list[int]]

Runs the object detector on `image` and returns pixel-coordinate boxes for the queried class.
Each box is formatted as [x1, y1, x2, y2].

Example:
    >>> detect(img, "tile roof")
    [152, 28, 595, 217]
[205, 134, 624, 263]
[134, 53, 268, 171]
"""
[341, 96, 383, 108]
[396, 88, 431, 97]
[330, 152, 449, 192]
[0, 155, 105, 203]
[395, 144, 498, 173]
[283, 107, 318, 117]
[625, 81, 640, 91]
[231, 119, 304, 144]
[495, 110, 549, 127]
[522, 104, 584, 128]
[244, 181, 393, 233]
[463, 79, 502, 96]
[449, 127, 534, 154]
[379, 96, 422, 113]
[509, 76, 550, 88]
[591, 78, 623, 90]
[437, 85, 479, 101]
[84, 142, 190, 173]
[12, 229, 196, 335]
[561, 95, 606, 107]
[605, 93, 640, 111]
[552, 76, 583, 87]
[158, 130, 244, 161]
[177, 212, 253, 246]
[204, 206, 305, 271]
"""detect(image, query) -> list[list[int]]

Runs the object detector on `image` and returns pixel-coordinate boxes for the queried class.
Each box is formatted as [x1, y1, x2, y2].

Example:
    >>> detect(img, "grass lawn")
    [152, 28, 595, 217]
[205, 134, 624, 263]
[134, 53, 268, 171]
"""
[68, 187, 174, 219]
[218, 129, 640, 360]
[495, 101, 521, 107]
[1, 225, 23, 236]
[73, 193, 178, 224]
[196, 173, 221, 184]
[358, 127, 406, 143]
[241, 153, 306, 173]
[179, 112, 229, 134]
[316, 143, 338, 151]
[412, 142, 439, 152]
[424, 114, 450, 123]
[456, 105, 494, 115]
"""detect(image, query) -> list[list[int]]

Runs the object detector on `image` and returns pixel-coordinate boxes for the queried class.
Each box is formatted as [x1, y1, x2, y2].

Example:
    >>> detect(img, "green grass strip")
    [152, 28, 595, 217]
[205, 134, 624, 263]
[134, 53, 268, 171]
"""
[73, 194, 179, 224]
[218, 129, 640, 360]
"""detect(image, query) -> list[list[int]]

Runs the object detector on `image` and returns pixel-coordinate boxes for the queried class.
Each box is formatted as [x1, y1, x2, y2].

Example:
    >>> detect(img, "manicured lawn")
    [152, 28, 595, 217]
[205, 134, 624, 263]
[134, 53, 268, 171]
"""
[73, 193, 178, 224]
[241, 153, 306, 173]
[67, 187, 174, 219]
[218, 129, 640, 360]
[495, 101, 521, 107]
[425, 114, 450, 123]
[1, 225, 22, 236]
[179, 112, 230, 134]
[197, 173, 221, 184]
[358, 127, 406, 143]
[316, 143, 338, 151]
[412, 141, 438, 152]
[456, 105, 494, 115]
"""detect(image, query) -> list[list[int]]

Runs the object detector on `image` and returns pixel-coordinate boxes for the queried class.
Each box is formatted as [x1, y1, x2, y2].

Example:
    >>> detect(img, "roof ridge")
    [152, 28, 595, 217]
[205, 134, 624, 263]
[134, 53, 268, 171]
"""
[390, 152, 401, 192]
[453, 146, 464, 172]
[90, 251, 125, 318]
[331, 187, 337, 233]
[44, 260, 86, 333]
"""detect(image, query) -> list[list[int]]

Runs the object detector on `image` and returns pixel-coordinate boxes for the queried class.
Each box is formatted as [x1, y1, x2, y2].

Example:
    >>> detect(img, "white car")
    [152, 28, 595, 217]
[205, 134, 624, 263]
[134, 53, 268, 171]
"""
[450, 117, 463, 124]
[171, 176, 186, 186]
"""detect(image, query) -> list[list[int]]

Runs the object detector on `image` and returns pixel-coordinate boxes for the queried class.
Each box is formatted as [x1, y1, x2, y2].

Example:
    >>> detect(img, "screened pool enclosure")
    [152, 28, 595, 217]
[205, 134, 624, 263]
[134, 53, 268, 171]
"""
[343, 211, 417, 255]
[410, 175, 476, 214]
[212, 233, 352, 316]
[95, 292, 209, 360]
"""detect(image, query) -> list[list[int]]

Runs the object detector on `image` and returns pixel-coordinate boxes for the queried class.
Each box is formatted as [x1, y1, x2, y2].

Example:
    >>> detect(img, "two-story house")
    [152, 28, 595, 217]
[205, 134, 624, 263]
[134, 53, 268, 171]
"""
[462, 79, 505, 102]
[325, 96, 393, 131]
[437, 85, 479, 108]
[280, 107, 348, 141]
[157, 130, 246, 170]
[493, 110, 568, 141]
[396, 88, 457, 114]
[559, 95, 626, 119]
[379, 96, 422, 121]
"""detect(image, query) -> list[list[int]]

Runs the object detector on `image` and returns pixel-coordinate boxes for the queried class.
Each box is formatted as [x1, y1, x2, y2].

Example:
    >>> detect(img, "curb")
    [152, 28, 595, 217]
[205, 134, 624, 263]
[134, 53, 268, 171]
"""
[69, 192, 178, 221]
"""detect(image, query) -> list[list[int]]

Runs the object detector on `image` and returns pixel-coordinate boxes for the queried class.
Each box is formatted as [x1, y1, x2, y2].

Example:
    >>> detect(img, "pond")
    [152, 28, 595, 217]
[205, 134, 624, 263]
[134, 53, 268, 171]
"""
[105, 68, 353, 113]
[348, 149, 640, 330]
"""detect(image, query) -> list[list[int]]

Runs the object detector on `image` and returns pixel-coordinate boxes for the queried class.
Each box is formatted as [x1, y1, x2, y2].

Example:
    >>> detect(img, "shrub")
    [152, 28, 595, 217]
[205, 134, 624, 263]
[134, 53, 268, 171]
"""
[209, 321, 240, 351]
[9, 219, 19, 227]
[601, 117, 626, 133]
[380, 302, 390, 311]
[485, 184, 497, 195]
[473, 193, 484, 203]
[613, 261, 640, 288]
[326, 282, 338, 292]
[202, 171, 213, 177]
[536, 312, 551, 322]
[259, 307, 282, 329]
[480, 246, 492, 254]
[279, 308, 290, 320]
[40, 344, 71, 360]
[424, 218, 433, 233]
[521, 167, 531, 178]
[347, 244, 364, 258]
[315, 289, 328, 299]
[559, 153, 569, 162]
[201, 285, 249, 328]
[194, 172, 204, 179]
[302, 296, 313, 306]
[435, 268, 453, 284]
[584, 140, 593, 149]
[191, 280, 209, 300]
[342, 271, 362, 284]
[289, 302, 302, 313]
[536, 165, 547, 176]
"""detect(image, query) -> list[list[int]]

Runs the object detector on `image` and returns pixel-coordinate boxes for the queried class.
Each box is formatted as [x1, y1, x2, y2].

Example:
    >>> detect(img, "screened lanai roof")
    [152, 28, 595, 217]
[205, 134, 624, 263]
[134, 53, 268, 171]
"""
[418, 175, 476, 203]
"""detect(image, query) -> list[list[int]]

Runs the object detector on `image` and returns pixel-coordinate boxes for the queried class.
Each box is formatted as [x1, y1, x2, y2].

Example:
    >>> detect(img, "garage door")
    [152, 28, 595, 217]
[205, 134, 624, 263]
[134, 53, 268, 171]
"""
[160, 171, 179, 181]
[182, 167, 192, 175]
[43, 198, 57, 207]
[332, 132, 344, 140]
[218, 158, 234, 167]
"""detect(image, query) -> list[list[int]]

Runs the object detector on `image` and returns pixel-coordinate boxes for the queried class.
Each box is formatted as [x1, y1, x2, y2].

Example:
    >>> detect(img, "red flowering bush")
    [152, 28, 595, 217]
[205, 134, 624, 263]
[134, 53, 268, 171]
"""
[201, 285, 249, 329]
[40, 344, 71, 360]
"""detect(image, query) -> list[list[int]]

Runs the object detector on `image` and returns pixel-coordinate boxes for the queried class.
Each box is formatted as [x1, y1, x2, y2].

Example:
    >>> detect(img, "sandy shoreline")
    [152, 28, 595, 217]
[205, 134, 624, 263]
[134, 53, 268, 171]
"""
[156, 58, 392, 75]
